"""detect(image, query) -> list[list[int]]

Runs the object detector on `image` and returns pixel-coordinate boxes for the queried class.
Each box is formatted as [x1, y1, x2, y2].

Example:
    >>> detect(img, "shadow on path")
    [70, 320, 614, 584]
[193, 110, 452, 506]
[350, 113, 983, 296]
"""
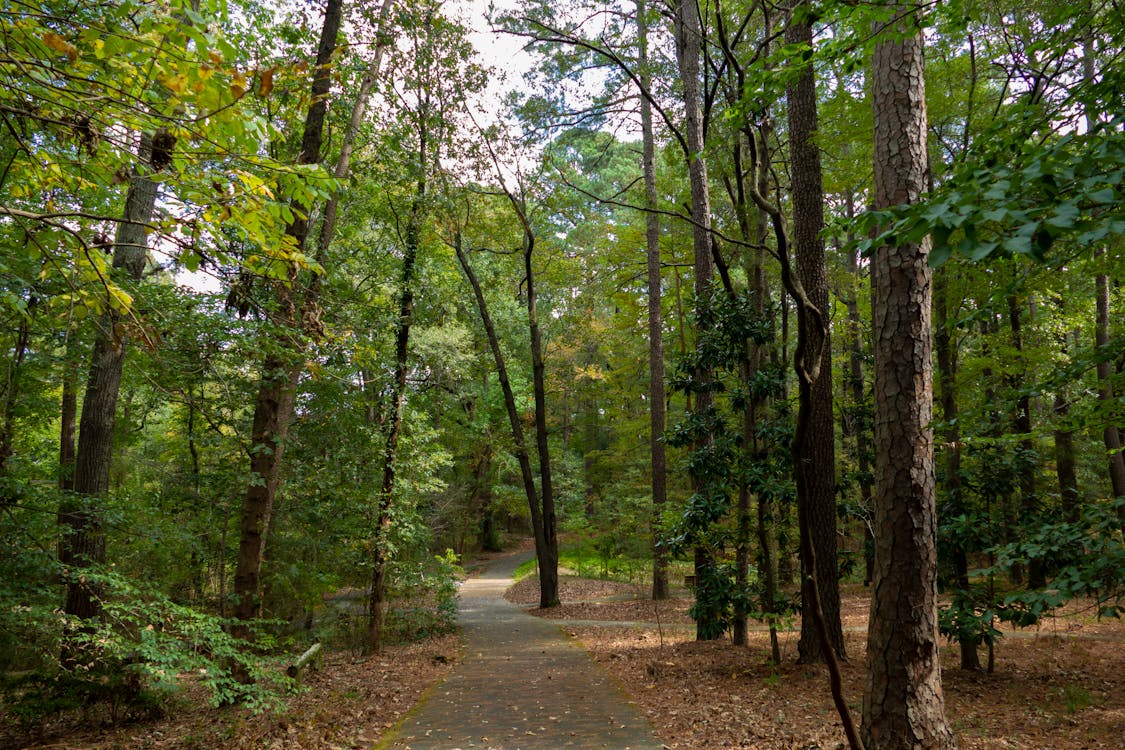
[383, 551, 663, 749]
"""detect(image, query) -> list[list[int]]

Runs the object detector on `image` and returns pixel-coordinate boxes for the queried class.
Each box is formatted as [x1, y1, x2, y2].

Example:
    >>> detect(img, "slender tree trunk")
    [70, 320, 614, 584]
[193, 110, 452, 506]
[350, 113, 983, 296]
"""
[862, 8, 957, 748]
[1006, 294, 1043, 587]
[1084, 40, 1125, 524]
[935, 268, 980, 671]
[673, 0, 721, 642]
[59, 334, 78, 492]
[0, 301, 32, 476]
[231, 0, 385, 634]
[1095, 261, 1125, 509]
[524, 232, 560, 608]
[638, 0, 669, 600]
[231, 0, 341, 628]
[787, 1, 843, 663]
[473, 442, 500, 552]
[453, 235, 554, 602]
[59, 132, 158, 636]
[842, 197, 875, 586]
[1054, 392, 1079, 521]
[366, 197, 422, 654]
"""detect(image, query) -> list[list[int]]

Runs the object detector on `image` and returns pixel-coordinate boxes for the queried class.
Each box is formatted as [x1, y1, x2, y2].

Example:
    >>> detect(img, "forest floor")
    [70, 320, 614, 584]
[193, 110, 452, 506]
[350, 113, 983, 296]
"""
[6, 550, 1122, 749]
[505, 575, 1125, 750]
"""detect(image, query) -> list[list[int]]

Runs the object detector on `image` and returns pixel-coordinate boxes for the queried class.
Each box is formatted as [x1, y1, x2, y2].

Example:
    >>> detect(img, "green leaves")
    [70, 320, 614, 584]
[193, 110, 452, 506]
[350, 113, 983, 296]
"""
[855, 117, 1125, 267]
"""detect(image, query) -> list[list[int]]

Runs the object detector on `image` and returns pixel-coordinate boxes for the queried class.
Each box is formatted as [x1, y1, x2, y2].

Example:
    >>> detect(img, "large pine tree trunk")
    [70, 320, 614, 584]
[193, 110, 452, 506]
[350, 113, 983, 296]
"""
[59, 133, 158, 633]
[861, 8, 957, 748]
[636, 0, 669, 601]
[787, 1, 843, 663]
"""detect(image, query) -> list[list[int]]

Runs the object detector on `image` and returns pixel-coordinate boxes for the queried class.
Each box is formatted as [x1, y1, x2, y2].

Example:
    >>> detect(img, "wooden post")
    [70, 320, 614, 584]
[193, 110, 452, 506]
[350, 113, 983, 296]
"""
[287, 643, 323, 680]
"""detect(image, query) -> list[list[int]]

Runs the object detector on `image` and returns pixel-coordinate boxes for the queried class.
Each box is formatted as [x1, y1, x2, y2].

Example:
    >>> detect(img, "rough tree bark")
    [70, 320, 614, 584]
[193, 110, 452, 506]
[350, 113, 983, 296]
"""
[673, 0, 722, 642]
[787, 0, 843, 663]
[861, 7, 957, 749]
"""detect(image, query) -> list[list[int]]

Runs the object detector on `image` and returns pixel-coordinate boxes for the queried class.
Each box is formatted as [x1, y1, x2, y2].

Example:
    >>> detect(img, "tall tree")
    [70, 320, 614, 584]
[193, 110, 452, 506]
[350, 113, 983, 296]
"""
[636, 0, 669, 601]
[1085, 37, 1125, 516]
[231, 0, 344, 633]
[452, 230, 557, 608]
[673, 0, 722, 642]
[58, 130, 159, 630]
[786, 0, 844, 663]
[861, 4, 957, 748]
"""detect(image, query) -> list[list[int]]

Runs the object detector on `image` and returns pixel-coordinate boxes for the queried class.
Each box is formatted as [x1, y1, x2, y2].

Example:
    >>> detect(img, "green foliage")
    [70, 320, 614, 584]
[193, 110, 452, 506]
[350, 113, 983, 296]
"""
[940, 499, 1124, 655]
[860, 116, 1125, 266]
[665, 290, 788, 638]
[385, 550, 462, 643]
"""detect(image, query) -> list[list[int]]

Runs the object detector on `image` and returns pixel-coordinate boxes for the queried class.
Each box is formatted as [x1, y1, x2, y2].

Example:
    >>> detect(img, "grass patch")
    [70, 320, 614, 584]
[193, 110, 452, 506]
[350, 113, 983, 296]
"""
[511, 540, 693, 585]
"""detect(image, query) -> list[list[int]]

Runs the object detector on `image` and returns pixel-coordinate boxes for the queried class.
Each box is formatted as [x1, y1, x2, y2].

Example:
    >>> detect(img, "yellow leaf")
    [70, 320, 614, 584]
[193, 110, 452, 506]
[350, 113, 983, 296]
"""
[257, 68, 274, 97]
[43, 31, 78, 62]
[231, 71, 247, 98]
[161, 73, 188, 95]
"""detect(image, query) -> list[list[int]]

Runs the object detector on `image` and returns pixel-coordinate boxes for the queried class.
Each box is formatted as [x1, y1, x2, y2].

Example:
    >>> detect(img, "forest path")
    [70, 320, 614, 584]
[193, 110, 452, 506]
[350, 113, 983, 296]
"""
[382, 551, 664, 750]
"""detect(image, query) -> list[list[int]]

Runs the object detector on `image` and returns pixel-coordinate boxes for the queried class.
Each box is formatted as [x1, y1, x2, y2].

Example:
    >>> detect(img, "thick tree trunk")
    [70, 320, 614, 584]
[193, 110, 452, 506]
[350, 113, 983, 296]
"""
[59, 133, 158, 633]
[636, 0, 669, 601]
[862, 9, 957, 749]
[787, 2, 843, 663]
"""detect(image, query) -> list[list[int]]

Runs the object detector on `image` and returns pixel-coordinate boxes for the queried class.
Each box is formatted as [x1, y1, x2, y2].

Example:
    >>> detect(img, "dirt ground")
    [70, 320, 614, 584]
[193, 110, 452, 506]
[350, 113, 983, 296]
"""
[506, 576, 1125, 750]
[5, 564, 1121, 750]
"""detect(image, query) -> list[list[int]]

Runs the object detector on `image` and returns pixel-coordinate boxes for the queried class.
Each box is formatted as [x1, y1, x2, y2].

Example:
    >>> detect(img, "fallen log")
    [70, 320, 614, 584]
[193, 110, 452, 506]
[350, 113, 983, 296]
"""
[286, 643, 323, 680]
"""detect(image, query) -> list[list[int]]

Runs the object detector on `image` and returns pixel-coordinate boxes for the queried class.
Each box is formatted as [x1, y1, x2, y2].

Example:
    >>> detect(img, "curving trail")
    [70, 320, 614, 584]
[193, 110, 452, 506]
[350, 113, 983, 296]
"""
[383, 551, 663, 750]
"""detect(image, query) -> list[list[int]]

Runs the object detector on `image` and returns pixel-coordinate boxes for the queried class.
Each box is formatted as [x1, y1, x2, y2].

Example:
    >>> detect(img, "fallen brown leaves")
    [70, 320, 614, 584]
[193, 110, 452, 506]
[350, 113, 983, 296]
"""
[4, 634, 458, 750]
[520, 580, 1125, 750]
[9, 570, 1121, 750]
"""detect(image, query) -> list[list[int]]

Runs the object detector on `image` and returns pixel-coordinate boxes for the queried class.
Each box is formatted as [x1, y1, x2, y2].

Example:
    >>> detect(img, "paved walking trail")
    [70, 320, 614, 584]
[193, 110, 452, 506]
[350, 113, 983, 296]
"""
[383, 552, 664, 750]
